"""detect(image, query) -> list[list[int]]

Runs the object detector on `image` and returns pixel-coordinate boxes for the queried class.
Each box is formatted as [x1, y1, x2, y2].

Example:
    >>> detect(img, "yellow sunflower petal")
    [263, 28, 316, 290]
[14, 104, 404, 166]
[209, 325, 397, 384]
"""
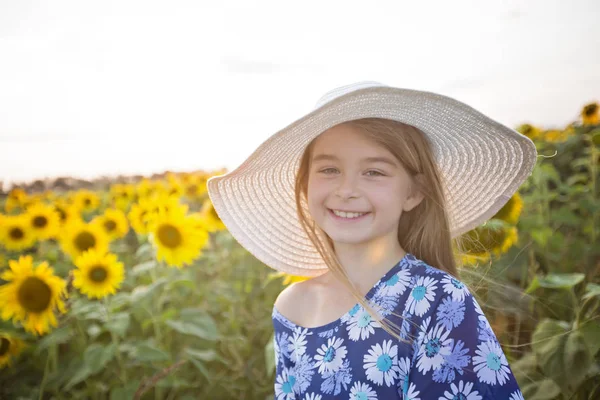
[59, 219, 110, 260]
[0, 215, 37, 251]
[73, 249, 125, 299]
[0, 256, 67, 336]
[0, 334, 26, 368]
[581, 102, 599, 126]
[25, 202, 61, 240]
[148, 209, 209, 268]
[92, 208, 130, 241]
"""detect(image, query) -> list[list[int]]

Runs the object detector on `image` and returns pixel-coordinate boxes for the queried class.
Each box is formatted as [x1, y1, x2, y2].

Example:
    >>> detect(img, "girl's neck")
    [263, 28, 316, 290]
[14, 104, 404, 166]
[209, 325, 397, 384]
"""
[327, 240, 407, 294]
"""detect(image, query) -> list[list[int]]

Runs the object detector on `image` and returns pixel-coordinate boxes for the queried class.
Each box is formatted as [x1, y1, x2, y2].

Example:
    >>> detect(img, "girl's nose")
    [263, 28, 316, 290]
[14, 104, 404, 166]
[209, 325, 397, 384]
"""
[334, 176, 360, 199]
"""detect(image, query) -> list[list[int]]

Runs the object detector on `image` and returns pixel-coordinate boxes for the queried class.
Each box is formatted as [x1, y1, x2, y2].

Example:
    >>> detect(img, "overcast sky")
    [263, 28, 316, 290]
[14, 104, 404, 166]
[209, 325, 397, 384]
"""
[1, 0, 598, 185]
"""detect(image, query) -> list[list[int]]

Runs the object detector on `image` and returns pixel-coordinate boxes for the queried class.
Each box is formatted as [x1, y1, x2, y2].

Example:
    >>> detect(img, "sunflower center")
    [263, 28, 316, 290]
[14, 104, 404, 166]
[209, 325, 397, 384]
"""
[0, 338, 10, 356]
[56, 207, 67, 222]
[9, 227, 24, 240]
[33, 215, 48, 228]
[187, 185, 198, 196]
[89, 266, 108, 283]
[157, 224, 183, 248]
[584, 104, 597, 116]
[84, 198, 91, 206]
[104, 220, 117, 232]
[18, 277, 52, 313]
[75, 231, 96, 252]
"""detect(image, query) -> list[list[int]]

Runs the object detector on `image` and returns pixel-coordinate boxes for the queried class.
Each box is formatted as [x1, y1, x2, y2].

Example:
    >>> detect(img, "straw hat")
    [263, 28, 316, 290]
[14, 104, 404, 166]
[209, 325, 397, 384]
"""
[207, 81, 537, 277]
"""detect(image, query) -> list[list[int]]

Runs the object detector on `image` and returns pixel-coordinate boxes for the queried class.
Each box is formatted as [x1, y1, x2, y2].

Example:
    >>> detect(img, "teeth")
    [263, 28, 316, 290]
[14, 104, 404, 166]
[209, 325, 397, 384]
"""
[332, 210, 367, 219]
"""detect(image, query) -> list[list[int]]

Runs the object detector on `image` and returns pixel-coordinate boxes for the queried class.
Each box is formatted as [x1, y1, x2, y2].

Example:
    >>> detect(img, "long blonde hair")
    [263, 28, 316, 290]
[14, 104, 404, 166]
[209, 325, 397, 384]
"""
[294, 117, 466, 343]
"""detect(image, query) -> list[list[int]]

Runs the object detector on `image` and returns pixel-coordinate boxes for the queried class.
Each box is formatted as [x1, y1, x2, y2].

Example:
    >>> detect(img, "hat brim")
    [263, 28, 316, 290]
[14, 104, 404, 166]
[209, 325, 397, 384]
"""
[207, 86, 537, 277]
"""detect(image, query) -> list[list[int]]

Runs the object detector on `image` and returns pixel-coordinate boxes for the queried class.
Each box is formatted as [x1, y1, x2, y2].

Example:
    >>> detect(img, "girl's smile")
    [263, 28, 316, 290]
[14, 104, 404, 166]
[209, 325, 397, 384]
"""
[328, 208, 372, 223]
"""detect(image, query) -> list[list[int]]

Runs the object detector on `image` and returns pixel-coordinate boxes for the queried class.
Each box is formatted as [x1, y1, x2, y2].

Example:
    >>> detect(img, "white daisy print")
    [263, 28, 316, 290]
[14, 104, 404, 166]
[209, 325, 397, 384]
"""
[473, 340, 511, 385]
[347, 306, 381, 341]
[314, 337, 348, 375]
[341, 304, 361, 323]
[275, 367, 297, 400]
[398, 356, 411, 385]
[291, 354, 316, 394]
[438, 380, 482, 400]
[473, 297, 493, 331]
[379, 268, 411, 297]
[349, 381, 378, 400]
[509, 390, 525, 400]
[416, 322, 453, 374]
[288, 327, 309, 363]
[415, 316, 432, 345]
[441, 275, 470, 302]
[363, 340, 401, 387]
[303, 393, 322, 400]
[406, 276, 438, 317]
[404, 382, 421, 400]
[397, 356, 411, 396]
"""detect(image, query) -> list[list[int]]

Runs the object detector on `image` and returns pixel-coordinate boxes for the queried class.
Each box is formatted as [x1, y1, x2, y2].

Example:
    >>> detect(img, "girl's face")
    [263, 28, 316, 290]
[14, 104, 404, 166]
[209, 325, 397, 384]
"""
[307, 123, 423, 248]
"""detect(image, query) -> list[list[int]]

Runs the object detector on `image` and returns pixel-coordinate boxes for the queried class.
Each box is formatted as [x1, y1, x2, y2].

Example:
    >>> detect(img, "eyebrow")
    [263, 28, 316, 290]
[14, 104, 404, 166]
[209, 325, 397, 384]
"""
[311, 154, 398, 168]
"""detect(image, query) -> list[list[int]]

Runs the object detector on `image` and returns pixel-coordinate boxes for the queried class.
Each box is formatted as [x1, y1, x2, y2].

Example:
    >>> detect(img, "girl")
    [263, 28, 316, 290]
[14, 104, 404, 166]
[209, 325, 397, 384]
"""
[207, 82, 537, 399]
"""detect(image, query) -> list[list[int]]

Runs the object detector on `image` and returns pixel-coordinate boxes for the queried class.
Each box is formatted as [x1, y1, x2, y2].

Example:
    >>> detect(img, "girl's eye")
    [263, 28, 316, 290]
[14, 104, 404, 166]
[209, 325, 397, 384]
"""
[318, 168, 384, 177]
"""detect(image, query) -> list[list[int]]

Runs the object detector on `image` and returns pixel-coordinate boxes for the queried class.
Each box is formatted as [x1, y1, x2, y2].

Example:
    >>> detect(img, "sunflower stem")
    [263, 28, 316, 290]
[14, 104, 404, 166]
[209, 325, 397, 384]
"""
[38, 350, 50, 400]
[104, 298, 128, 383]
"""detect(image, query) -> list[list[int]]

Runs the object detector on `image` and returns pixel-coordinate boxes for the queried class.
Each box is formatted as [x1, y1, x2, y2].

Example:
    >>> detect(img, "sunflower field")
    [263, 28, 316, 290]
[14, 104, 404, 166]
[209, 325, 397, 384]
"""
[0, 102, 599, 400]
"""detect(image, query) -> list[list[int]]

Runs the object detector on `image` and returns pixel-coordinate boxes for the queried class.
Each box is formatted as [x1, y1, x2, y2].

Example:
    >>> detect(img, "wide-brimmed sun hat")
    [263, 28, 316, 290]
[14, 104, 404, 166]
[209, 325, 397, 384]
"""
[207, 81, 538, 277]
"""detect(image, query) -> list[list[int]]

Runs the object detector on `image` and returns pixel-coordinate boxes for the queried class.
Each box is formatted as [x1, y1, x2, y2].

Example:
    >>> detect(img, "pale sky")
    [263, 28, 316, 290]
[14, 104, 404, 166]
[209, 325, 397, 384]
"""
[1, 0, 599, 186]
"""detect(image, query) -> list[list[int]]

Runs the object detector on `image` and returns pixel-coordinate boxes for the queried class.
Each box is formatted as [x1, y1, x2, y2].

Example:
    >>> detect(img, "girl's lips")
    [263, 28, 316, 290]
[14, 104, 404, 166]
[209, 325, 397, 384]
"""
[328, 209, 371, 223]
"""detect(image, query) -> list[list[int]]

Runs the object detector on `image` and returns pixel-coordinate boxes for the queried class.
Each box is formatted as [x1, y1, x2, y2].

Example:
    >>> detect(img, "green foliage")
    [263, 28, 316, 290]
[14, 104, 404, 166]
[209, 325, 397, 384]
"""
[0, 230, 284, 399]
[465, 123, 600, 399]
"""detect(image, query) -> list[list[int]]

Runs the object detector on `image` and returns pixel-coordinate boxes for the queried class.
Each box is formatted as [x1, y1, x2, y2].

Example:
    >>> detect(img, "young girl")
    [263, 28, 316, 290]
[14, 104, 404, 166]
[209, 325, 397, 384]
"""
[207, 82, 537, 399]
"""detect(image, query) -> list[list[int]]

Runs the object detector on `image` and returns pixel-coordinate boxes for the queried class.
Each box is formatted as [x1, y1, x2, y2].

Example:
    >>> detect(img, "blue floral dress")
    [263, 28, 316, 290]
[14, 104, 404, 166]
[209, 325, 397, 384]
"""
[271, 253, 524, 400]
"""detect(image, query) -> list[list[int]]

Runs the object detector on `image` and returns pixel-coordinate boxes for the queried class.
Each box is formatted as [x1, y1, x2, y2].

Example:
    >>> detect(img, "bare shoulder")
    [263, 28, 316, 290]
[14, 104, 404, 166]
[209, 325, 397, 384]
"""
[274, 275, 326, 323]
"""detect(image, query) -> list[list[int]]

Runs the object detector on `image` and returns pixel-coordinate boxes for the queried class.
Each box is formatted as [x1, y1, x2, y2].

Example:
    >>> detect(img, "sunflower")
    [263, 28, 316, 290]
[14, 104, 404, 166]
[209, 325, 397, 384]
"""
[268, 271, 310, 286]
[109, 183, 136, 211]
[460, 224, 519, 265]
[148, 208, 209, 268]
[199, 199, 226, 232]
[166, 178, 185, 198]
[147, 194, 188, 218]
[70, 190, 100, 214]
[492, 193, 523, 225]
[543, 129, 571, 143]
[53, 200, 81, 226]
[72, 249, 125, 299]
[0, 256, 67, 335]
[183, 175, 208, 201]
[581, 102, 599, 126]
[4, 188, 28, 213]
[0, 334, 26, 368]
[92, 209, 129, 241]
[59, 219, 109, 260]
[136, 179, 166, 199]
[25, 202, 61, 240]
[0, 215, 37, 251]
[127, 198, 155, 235]
[516, 123, 541, 141]
[188, 212, 213, 231]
